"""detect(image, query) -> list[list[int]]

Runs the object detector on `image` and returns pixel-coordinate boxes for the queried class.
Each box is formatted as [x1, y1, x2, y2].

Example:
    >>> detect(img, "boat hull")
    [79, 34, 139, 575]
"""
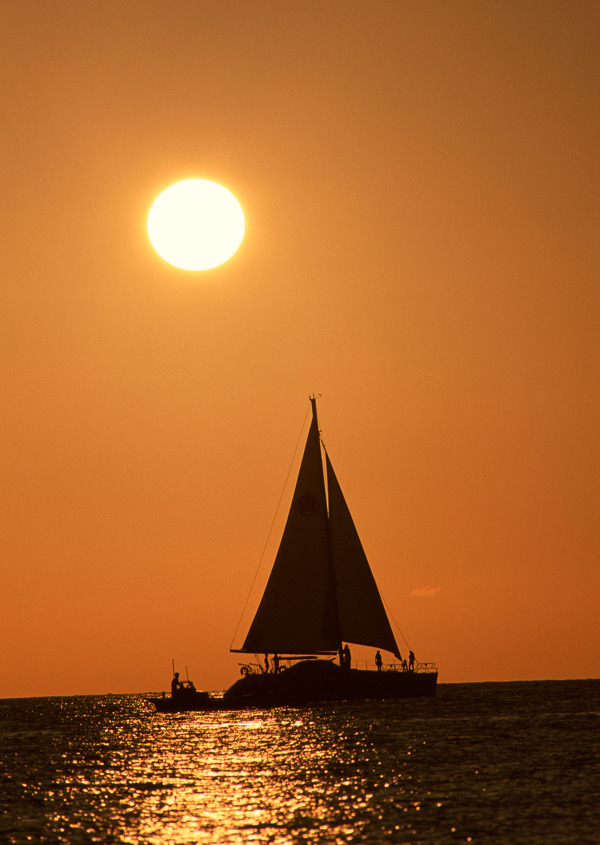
[150, 660, 437, 712]
[150, 690, 217, 713]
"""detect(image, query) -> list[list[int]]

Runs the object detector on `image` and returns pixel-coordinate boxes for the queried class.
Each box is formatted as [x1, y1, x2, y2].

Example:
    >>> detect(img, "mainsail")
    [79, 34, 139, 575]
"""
[238, 398, 400, 658]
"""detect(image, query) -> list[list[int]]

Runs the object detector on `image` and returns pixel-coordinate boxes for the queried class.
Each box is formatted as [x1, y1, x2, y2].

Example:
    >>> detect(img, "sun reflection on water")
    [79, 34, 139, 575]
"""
[41, 700, 431, 844]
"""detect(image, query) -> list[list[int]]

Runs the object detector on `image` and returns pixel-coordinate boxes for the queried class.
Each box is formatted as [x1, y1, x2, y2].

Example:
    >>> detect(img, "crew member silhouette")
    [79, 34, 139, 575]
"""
[343, 644, 351, 670]
[171, 672, 181, 696]
[375, 650, 383, 672]
[408, 650, 416, 671]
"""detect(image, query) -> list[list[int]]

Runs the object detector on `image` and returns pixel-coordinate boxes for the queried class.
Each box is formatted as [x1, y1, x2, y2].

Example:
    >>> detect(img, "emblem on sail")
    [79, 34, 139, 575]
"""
[295, 491, 320, 515]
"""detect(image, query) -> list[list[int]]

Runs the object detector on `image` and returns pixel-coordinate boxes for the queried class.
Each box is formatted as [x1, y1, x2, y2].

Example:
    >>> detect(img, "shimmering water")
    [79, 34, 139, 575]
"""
[1, 680, 599, 844]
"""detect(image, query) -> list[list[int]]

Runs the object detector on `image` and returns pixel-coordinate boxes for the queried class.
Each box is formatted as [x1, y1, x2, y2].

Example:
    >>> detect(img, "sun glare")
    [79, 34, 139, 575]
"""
[147, 179, 245, 271]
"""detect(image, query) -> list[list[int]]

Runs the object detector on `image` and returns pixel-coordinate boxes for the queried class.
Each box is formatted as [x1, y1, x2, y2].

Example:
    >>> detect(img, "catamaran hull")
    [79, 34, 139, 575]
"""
[150, 660, 437, 712]
[223, 660, 437, 708]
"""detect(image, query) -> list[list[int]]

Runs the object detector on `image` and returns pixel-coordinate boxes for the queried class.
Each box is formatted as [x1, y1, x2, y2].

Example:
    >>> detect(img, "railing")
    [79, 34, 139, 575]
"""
[238, 657, 438, 676]
[351, 660, 437, 673]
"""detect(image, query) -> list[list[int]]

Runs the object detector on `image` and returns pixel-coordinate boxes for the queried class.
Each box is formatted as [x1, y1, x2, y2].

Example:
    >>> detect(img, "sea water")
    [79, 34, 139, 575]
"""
[1, 679, 599, 844]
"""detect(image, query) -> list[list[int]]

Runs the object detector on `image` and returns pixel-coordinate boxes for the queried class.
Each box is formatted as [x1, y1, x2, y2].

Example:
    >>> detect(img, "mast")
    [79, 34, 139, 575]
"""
[311, 395, 343, 655]
[236, 396, 339, 655]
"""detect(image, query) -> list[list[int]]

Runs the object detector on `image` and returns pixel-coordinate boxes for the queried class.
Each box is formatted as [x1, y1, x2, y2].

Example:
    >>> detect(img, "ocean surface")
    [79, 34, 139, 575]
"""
[1, 679, 599, 844]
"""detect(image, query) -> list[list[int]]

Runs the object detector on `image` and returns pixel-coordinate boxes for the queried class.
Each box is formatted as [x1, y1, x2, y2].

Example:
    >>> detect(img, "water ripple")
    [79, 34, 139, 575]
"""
[1, 681, 599, 843]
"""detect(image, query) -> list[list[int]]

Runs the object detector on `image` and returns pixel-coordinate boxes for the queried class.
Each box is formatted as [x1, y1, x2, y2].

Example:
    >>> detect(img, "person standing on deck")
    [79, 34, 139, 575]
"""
[408, 650, 415, 671]
[171, 672, 181, 696]
[375, 650, 383, 672]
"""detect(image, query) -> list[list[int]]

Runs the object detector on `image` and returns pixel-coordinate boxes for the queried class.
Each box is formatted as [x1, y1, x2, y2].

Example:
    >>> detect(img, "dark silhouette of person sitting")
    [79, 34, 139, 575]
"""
[375, 650, 383, 672]
[171, 672, 181, 696]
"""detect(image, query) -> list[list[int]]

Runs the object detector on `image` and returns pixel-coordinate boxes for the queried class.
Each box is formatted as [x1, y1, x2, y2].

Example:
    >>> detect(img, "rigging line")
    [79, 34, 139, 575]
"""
[382, 595, 411, 652]
[229, 404, 312, 650]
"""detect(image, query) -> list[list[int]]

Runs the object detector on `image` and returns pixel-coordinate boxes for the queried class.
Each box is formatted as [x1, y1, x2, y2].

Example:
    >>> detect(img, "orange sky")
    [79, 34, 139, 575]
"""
[2, 1, 599, 698]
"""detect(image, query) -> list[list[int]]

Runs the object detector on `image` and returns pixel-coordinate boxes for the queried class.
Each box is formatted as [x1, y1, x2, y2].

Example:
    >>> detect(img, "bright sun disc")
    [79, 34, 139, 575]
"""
[147, 179, 244, 271]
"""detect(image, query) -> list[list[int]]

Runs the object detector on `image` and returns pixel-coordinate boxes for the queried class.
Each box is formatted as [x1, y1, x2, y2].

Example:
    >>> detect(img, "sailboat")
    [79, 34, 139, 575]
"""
[151, 397, 437, 712]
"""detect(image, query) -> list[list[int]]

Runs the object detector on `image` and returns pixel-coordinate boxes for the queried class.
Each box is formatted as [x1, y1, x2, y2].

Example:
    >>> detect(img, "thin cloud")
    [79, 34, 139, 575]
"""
[411, 586, 441, 598]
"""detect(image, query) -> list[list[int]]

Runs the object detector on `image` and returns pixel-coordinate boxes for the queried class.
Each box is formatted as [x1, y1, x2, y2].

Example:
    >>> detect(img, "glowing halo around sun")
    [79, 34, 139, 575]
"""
[147, 179, 245, 271]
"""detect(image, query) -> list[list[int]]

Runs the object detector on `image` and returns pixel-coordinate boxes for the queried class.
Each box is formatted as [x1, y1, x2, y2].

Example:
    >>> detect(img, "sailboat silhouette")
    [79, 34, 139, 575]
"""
[151, 397, 437, 712]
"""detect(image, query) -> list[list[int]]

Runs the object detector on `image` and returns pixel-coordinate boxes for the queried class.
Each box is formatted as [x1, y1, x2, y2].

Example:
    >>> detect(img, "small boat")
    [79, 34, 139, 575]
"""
[150, 669, 218, 713]
[150, 684, 215, 713]
[151, 397, 437, 712]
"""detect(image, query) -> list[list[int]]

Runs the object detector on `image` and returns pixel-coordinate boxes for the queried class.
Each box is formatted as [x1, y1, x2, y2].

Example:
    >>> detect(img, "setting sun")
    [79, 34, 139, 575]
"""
[147, 179, 244, 271]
